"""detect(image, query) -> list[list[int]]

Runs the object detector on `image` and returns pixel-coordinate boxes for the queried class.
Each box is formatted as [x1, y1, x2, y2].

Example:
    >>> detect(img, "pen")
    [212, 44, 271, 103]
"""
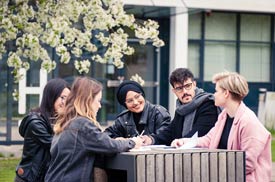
[139, 130, 145, 136]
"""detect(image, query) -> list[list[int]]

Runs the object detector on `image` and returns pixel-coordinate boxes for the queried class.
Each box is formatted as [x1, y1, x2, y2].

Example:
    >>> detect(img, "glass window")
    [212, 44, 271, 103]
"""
[188, 13, 202, 39]
[205, 12, 236, 40]
[188, 43, 200, 78]
[240, 14, 271, 42]
[26, 95, 39, 112]
[123, 44, 156, 103]
[204, 41, 236, 81]
[27, 61, 41, 87]
[240, 43, 270, 82]
[0, 54, 8, 119]
[105, 43, 157, 120]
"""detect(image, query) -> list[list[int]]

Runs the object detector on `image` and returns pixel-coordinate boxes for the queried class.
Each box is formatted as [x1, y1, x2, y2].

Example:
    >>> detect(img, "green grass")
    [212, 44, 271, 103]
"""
[272, 140, 275, 162]
[0, 158, 20, 182]
[272, 130, 275, 162]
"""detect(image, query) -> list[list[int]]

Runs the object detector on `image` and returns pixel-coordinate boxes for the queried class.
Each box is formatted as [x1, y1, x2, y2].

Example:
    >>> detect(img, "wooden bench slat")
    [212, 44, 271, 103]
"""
[218, 152, 227, 182]
[201, 152, 210, 182]
[183, 153, 192, 181]
[137, 155, 146, 182]
[236, 152, 245, 182]
[227, 152, 236, 182]
[174, 154, 183, 182]
[146, 155, 155, 182]
[155, 154, 164, 181]
[165, 154, 174, 182]
[210, 152, 218, 182]
[192, 153, 201, 182]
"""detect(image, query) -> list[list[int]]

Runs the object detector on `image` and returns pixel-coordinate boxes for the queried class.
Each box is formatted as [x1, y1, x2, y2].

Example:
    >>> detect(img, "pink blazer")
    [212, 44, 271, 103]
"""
[197, 102, 272, 182]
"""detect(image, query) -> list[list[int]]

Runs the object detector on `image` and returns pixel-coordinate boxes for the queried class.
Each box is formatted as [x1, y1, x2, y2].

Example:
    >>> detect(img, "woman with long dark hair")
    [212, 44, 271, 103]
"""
[15, 78, 70, 182]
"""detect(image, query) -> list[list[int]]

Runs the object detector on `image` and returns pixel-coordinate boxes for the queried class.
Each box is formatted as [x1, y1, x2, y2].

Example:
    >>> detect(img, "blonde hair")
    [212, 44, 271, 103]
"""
[54, 77, 103, 134]
[212, 71, 249, 101]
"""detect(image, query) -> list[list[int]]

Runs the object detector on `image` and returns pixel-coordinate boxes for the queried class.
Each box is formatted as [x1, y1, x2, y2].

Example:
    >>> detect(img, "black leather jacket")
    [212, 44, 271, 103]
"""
[104, 101, 171, 138]
[15, 112, 53, 182]
[152, 98, 219, 145]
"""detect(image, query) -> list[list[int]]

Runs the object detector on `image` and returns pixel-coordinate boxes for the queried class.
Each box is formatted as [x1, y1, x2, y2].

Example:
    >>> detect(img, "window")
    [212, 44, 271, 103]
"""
[205, 13, 236, 40]
[188, 12, 272, 82]
[204, 41, 236, 80]
[240, 43, 270, 82]
[240, 14, 271, 82]
[204, 12, 236, 80]
[188, 43, 200, 78]
[240, 14, 270, 42]
[189, 13, 201, 39]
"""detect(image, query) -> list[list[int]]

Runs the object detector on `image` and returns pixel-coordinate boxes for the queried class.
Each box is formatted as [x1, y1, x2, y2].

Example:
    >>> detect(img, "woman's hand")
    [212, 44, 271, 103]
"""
[140, 135, 152, 146]
[170, 138, 189, 148]
[130, 137, 143, 149]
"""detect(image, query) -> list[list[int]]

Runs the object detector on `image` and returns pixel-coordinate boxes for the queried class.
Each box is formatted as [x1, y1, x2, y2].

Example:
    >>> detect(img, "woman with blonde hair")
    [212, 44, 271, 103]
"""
[45, 77, 142, 182]
[171, 71, 272, 181]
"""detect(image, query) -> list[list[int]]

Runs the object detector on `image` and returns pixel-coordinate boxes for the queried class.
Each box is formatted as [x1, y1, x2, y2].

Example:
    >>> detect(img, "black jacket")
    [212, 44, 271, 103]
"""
[104, 101, 171, 138]
[15, 112, 53, 182]
[152, 99, 219, 145]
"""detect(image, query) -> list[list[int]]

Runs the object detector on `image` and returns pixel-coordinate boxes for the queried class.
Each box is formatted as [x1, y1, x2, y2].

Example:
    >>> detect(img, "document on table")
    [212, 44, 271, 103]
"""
[178, 131, 198, 149]
[129, 132, 199, 152]
[129, 145, 168, 152]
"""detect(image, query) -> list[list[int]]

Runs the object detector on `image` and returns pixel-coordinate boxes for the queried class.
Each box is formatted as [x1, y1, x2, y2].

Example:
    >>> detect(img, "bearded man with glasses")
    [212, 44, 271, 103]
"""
[143, 68, 220, 146]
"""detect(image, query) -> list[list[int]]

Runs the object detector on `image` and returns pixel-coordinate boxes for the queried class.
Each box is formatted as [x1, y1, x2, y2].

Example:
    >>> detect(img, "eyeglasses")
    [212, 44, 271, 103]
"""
[125, 93, 142, 105]
[173, 82, 193, 93]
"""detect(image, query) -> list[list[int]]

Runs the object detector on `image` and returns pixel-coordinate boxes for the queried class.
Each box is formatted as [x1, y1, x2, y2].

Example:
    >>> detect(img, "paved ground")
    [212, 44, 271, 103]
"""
[0, 125, 274, 181]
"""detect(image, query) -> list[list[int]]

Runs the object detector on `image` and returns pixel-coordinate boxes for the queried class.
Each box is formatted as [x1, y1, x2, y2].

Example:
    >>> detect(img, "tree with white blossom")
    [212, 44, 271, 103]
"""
[0, 0, 164, 89]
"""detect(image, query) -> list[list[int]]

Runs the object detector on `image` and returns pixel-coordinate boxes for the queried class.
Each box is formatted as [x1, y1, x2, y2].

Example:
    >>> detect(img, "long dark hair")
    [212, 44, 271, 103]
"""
[32, 78, 70, 122]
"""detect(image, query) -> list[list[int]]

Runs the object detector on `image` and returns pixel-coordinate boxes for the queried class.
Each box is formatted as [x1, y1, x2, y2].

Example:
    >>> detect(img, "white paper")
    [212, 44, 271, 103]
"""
[129, 147, 151, 152]
[178, 131, 198, 149]
[129, 132, 199, 152]
[129, 145, 167, 152]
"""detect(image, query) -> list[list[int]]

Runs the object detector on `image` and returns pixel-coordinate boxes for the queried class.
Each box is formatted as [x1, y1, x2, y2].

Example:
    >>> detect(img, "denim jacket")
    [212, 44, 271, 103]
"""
[45, 116, 135, 182]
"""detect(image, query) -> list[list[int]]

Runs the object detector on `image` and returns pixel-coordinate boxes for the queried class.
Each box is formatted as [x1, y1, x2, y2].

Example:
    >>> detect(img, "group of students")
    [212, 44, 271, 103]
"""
[15, 68, 272, 182]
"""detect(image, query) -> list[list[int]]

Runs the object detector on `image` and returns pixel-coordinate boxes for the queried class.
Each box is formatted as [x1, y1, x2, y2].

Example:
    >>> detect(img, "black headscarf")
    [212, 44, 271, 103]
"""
[116, 80, 145, 108]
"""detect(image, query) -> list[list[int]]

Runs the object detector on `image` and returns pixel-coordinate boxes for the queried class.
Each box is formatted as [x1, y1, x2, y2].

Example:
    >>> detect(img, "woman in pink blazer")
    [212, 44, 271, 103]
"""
[171, 71, 272, 182]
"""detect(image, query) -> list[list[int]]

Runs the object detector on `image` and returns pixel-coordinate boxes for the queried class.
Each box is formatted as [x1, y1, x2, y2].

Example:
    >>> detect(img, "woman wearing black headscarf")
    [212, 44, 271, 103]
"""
[104, 80, 171, 138]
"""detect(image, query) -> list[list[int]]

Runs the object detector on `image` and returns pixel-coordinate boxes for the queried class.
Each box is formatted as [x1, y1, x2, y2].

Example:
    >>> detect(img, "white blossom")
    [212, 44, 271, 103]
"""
[74, 60, 91, 74]
[0, 0, 164, 87]
[130, 74, 145, 86]
[12, 89, 19, 101]
[113, 58, 124, 69]
[41, 59, 56, 73]
[7, 53, 22, 69]
[60, 52, 71, 64]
